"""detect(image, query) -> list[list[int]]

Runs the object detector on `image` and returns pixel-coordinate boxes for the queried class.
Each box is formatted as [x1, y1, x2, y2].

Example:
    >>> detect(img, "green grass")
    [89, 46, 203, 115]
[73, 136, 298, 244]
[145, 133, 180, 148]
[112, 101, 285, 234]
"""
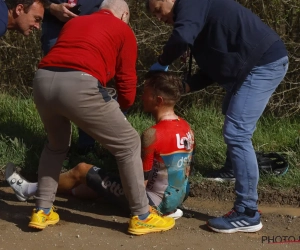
[1, 93, 300, 188]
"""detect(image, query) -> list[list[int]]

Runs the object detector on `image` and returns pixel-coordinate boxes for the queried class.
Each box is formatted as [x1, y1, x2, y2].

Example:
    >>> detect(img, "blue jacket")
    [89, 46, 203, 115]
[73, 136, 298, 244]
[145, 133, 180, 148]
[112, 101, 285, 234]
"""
[41, 0, 104, 54]
[44, 0, 104, 24]
[159, 0, 283, 91]
[0, 0, 8, 37]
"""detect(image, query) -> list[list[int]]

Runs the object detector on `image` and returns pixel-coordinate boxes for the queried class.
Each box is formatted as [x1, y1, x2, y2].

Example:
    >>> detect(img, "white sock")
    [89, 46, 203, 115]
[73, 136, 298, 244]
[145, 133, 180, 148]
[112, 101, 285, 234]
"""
[23, 182, 38, 197]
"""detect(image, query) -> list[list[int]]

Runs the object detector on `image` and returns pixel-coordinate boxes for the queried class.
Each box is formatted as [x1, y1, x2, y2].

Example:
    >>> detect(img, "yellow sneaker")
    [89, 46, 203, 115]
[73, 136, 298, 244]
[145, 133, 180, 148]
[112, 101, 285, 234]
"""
[128, 208, 175, 235]
[28, 207, 59, 230]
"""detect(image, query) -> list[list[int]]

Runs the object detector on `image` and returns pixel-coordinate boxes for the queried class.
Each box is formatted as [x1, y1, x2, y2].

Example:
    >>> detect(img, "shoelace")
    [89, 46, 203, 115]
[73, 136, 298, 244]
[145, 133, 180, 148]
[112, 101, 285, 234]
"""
[37, 206, 57, 214]
[150, 206, 163, 217]
[130, 206, 163, 219]
[224, 208, 261, 217]
[223, 209, 238, 218]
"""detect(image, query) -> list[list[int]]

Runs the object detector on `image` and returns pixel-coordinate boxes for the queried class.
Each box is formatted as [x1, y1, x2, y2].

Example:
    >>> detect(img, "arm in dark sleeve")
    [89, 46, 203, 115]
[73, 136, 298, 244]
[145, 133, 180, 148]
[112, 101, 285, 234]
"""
[77, 0, 104, 15]
[115, 29, 138, 110]
[187, 68, 215, 92]
[0, 20, 6, 37]
[0, 0, 8, 37]
[159, 0, 211, 65]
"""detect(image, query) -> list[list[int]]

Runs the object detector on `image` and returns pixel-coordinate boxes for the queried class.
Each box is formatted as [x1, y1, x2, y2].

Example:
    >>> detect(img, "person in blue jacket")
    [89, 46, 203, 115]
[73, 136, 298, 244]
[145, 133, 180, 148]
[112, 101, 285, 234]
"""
[41, 0, 104, 54]
[0, 0, 46, 37]
[43, 0, 104, 154]
[147, 0, 288, 233]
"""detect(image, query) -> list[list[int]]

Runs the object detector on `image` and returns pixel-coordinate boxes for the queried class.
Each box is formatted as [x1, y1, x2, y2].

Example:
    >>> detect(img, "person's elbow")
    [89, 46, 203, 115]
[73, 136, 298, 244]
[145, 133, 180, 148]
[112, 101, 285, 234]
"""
[117, 89, 136, 110]
[118, 98, 134, 111]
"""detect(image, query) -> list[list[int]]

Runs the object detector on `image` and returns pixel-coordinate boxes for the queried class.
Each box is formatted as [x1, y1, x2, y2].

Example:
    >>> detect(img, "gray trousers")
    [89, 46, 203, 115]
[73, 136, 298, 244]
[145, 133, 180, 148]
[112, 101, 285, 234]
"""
[33, 69, 149, 215]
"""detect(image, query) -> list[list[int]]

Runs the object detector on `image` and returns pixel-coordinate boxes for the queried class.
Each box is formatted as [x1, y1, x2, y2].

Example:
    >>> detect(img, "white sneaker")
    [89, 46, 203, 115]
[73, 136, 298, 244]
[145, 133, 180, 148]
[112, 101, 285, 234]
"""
[165, 209, 183, 220]
[5, 162, 30, 202]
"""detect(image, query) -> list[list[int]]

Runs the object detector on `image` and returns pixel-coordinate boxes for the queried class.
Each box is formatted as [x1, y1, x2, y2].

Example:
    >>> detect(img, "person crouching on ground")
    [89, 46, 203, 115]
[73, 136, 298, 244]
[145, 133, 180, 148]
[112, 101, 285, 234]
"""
[6, 71, 195, 221]
[12, 0, 175, 235]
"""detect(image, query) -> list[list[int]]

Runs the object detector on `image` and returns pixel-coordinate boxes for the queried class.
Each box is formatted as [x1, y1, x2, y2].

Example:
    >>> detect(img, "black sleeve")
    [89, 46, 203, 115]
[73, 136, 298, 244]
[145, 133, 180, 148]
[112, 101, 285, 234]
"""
[187, 69, 215, 92]
[159, 0, 211, 65]
[0, 20, 6, 37]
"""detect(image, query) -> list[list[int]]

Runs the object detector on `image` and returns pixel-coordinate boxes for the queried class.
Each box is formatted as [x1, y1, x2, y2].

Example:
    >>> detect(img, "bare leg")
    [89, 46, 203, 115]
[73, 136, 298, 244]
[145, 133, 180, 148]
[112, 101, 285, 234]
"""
[57, 163, 97, 199]
[71, 184, 98, 199]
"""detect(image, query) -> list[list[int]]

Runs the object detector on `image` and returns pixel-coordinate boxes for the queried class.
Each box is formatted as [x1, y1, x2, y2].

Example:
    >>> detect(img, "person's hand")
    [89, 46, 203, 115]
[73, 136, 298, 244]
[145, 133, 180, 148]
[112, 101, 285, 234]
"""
[182, 80, 191, 94]
[49, 3, 78, 22]
[185, 83, 191, 93]
[149, 62, 169, 71]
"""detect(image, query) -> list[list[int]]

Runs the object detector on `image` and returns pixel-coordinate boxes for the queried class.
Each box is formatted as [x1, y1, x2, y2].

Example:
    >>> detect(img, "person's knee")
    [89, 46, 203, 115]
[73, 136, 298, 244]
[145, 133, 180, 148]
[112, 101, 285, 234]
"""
[223, 120, 252, 145]
[110, 129, 141, 161]
[72, 163, 92, 182]
[128, 130, 141, 149]
[120, 130, 141, 152]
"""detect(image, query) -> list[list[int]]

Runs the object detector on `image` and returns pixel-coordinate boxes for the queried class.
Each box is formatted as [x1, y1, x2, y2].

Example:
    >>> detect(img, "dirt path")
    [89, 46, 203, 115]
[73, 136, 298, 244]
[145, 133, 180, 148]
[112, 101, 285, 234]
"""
[1, 183, 300, 250]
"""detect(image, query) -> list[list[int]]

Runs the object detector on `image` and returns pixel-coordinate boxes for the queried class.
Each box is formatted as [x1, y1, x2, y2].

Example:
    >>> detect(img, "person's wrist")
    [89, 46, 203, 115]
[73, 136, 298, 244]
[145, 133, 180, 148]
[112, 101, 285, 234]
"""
[48, 3, 57, 15]
[158, 56, 167, 66]
[150, 62, 169, 71]
[185, 83, 191, 93]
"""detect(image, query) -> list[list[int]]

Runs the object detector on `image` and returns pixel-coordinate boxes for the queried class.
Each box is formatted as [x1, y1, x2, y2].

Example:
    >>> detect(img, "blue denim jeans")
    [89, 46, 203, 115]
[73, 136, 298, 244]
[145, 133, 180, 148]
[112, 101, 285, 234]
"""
[222, 56, 288, 212]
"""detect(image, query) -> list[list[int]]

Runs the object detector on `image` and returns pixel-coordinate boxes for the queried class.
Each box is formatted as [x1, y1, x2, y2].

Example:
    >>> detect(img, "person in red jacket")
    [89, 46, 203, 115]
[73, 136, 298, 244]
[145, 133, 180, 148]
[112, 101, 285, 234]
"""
[27, 0, 175, 235]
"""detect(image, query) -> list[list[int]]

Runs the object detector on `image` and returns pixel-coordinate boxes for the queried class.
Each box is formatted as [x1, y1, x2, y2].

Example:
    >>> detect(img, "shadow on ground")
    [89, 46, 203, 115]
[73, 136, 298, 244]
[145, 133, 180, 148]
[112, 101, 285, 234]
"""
[0, 188, 129, 233]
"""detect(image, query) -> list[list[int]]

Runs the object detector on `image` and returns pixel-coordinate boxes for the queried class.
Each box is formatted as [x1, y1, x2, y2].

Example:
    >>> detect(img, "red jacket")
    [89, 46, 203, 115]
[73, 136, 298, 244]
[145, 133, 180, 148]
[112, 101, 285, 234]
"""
[39, 9, 137, 110]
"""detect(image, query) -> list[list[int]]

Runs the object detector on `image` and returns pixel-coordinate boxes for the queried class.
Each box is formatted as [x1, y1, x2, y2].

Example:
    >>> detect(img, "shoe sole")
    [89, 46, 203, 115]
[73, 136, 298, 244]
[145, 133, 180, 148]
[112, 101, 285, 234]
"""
[166, 215, 182, 220]
[206, 177, 235, 183]
[165, 209, 183, 220]
[207, 222, 263, 233]
[206, 166, 289, 181]
[128, 223, 175, 236]
[28, 219, 60, 230]
[15, 194, 27, 202]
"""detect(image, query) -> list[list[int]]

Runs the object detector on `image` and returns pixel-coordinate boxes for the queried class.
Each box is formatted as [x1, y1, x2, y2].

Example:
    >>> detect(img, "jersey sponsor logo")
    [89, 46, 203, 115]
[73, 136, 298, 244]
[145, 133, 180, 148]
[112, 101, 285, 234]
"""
[146, 167, 159, 190]
[176, 132, 194, 150]
[93, 166, 100, 172]
[101, 176, 124, 197]
[177, 155, 192, 168]
[136, 222, 155, 228]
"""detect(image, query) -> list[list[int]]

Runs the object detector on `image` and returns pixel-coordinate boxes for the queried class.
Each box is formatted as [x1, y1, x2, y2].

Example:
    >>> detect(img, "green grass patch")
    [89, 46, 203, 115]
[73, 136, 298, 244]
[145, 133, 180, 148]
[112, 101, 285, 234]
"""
[1, 93, 299, 189]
